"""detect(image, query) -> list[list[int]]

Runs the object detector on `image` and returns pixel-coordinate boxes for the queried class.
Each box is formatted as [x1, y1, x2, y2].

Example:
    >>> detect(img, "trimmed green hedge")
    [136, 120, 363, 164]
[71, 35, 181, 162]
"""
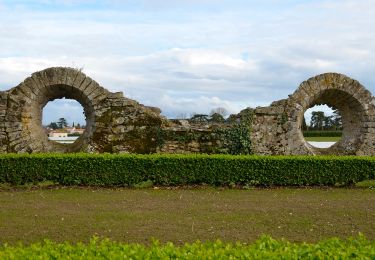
[303, 130, 342, 137]
[0, 236, 374, 259]
[0, 154, 374, 186]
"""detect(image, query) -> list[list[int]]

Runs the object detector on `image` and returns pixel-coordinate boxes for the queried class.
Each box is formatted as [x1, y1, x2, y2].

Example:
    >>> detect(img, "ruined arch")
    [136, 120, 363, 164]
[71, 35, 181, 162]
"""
[286, 73, 375, 155]
[0, 67, 164, 154]
[249, 73, 375, 156]
[5, 67, 110, 152]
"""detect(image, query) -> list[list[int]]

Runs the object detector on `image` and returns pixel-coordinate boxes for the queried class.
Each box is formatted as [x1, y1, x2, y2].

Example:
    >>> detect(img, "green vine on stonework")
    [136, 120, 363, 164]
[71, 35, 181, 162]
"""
[214, 108, 254, 155]
[155, 108, 254, 154]
[155, 126, 166, 149]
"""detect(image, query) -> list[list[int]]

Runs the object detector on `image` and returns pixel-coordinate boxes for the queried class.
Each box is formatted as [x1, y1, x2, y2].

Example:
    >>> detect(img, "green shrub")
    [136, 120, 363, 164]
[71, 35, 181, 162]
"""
[214, 124, 252, 155]
[0, 154, 374, 187]
[303, 130, 342, 137]
[0, 235, 374, 259]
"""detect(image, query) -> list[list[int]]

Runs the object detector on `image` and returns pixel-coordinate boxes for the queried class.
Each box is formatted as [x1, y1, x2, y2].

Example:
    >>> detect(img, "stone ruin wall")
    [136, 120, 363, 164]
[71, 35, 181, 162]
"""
[156, 121, 229, 154]
[251, 73, 375, 156]
[0, 67, 164, 154]
[0, 67, 374, 156]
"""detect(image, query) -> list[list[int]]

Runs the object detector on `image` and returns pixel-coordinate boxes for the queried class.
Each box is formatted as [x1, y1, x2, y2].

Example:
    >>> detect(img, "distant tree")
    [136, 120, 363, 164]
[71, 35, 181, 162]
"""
[57, 118, 68, 129]
[323, 115, 334, 130]
[310, 110, 343, 131]
[72, 122, 75, 127]
[310, 111, 325, 130]
[48, 122, 59, 130]
[210, 107, 228, 117]
[77, 123, 81, 128]
[190, 114, 209, 123]
[210, 112, 225, 123]
[331, 109, 342, 130]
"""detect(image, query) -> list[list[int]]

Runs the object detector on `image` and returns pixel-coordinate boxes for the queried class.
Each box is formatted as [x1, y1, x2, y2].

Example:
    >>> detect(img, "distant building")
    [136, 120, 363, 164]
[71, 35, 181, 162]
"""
[49, 129, 68, 138]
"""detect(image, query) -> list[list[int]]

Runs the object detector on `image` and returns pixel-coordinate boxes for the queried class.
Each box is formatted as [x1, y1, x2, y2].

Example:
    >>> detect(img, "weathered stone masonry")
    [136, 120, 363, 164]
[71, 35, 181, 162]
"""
[0, 67, 374, 155]
[251, 73, 375, 155]
[0, 67, 164, 153]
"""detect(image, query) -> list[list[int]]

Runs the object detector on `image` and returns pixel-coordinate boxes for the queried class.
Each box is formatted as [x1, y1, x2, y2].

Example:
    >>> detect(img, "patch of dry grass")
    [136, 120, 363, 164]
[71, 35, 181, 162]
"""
[0, 187, 374, 245]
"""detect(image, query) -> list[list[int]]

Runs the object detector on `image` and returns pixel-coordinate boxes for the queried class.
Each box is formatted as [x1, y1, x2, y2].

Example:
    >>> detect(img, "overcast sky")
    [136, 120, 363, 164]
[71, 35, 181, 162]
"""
[1, 0, 374, 125]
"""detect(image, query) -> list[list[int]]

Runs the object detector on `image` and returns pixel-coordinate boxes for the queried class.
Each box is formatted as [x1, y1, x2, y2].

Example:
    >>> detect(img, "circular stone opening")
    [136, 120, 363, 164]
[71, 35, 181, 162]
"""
[42, 99, 86, 145]
[299, 88, 364, 155]
[31, 84, 95, 152]
[303, 105, 342, 148]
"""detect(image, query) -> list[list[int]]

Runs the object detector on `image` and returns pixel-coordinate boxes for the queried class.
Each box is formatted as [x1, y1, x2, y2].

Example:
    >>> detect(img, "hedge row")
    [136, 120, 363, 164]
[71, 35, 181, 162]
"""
[303, 130, 342, 137]
[0, 154, 374, 186]
[1, 236, 374, 259]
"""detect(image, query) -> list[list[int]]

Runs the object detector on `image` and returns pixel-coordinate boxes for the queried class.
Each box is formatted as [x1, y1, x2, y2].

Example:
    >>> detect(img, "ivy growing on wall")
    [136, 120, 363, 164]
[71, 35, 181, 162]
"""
[213, 108, 254, 155]
[155, 108, 254, 155]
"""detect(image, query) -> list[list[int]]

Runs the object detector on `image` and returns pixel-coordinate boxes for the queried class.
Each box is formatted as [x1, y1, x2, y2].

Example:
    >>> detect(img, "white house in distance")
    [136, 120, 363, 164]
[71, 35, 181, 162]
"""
[49, 129, 68, 138]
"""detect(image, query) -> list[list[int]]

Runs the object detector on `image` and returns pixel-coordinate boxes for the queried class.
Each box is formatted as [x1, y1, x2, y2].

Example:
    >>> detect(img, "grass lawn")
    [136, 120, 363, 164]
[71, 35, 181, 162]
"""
[0, 187, 374, 245]
[305, 136, 341, 142]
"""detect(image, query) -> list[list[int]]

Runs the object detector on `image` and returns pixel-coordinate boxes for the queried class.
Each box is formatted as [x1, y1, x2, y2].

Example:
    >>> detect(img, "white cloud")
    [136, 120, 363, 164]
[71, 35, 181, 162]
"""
[0, 57, 74, 88]
[0, 0, 375, 121]
[174, 48, 247, 68]
[156, 95, 247, 118]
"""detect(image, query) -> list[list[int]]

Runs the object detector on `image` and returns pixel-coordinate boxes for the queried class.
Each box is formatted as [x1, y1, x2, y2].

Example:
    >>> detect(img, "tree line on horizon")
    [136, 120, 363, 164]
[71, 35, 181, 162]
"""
[45, 107, 342, 132]
[302, 109, 342, 131]
[178, 107, 230, 124]
[181, 107, 342, 132]
[47, 118, 85, 130]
